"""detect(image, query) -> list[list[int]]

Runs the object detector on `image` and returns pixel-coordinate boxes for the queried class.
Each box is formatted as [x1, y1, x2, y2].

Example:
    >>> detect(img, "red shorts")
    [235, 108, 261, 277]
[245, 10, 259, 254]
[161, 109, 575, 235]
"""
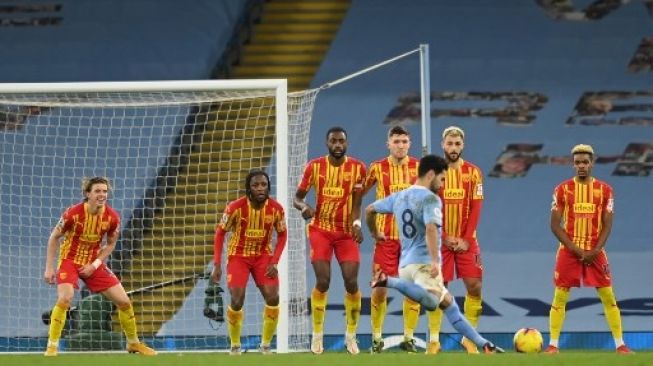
[372, 239, 401, 277]
[554, 247, 612, 287]
[56, 259, 120, 293]
[226, 254, 278, 289]
[441, 239, 483, 283]
[308, 226, 360, 263]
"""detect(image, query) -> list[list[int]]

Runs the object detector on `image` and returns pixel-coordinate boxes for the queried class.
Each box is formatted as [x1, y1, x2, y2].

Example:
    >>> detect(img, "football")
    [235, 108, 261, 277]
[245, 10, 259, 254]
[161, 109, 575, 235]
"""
[513, 327, 543, 353]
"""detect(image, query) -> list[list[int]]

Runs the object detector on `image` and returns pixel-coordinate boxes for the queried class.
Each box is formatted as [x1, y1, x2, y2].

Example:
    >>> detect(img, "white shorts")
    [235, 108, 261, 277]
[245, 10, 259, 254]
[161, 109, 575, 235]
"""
[399, 263, 449, 305]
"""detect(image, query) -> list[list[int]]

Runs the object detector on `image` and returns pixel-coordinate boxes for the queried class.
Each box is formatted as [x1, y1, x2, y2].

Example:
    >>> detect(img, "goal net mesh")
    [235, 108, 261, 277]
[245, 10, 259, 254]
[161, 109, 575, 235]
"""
[0, 86, 318, 352]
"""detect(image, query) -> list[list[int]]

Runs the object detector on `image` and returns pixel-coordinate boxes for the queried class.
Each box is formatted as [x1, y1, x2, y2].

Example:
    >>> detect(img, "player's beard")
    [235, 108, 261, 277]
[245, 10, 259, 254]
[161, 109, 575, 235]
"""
[329, 146, 346, 159]
[445, 150, 461, 163]
[250, 192, 268, 204]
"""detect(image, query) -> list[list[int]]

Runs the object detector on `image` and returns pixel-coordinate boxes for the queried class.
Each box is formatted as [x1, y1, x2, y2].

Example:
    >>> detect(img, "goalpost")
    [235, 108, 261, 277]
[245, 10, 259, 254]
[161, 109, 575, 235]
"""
[0, 80, 314, 353]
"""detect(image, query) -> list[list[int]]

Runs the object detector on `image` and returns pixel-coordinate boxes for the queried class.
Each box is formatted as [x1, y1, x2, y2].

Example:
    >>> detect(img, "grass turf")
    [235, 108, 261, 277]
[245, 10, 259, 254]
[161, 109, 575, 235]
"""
[1, 351, 651, 366]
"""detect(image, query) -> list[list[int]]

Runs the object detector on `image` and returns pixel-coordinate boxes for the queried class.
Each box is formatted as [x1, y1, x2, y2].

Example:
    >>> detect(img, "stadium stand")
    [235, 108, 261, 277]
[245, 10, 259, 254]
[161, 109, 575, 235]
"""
[1, 0, 651, 352]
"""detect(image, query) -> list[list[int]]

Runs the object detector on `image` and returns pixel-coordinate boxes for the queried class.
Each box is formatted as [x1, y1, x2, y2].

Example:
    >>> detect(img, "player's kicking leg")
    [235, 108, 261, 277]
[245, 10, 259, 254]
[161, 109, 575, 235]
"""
[371, 270, 504, 354]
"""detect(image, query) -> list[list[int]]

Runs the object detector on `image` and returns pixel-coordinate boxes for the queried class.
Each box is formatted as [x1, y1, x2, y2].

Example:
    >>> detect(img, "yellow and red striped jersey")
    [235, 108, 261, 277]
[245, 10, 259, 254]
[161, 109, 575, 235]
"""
[298, 156, 366, 234]
[218, 196, 286, 257]
[364, 156, 419, 240]
[551, 177, 614, 250]
[57, 202, 120, 265]
[438, 159, 484, 241]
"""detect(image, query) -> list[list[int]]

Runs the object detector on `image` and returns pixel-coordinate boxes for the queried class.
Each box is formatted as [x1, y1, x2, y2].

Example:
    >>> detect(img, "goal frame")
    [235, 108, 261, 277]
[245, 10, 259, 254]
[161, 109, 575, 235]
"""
[0, 79, 294, 353]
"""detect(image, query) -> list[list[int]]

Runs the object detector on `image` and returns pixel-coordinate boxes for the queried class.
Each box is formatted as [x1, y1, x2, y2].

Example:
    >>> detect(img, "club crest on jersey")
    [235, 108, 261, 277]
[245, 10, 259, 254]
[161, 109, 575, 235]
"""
[264, 215, 274, 224]
[343, 172, 352, 181]
[461, 174, 471, 182]
[409, 168, 418, 177]
[444, 188, 465, 200]
[101, 221, 110, 231]
[322, 186, 344, 198]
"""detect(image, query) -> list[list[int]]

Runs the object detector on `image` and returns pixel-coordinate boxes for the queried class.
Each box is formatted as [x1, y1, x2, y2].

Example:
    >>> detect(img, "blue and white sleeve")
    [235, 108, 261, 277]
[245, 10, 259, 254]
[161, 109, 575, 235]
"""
[372, 194, 395, 215]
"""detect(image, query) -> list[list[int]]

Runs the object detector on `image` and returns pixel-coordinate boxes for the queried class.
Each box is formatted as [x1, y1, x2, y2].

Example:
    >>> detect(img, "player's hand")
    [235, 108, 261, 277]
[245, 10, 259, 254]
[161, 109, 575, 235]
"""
[44, 267, 56, 285]
[570, 245, 584, 259]
[79, 264, 96, 279]
[443, 237, 457, 250]
[372, 231, 386, 243]
[454, 238, 470, 253]
[352, 225, 364, 244]
[430, 262, 440, 278]
[300, 205, 315, 220]
[265, 264, 278, 278]
[582, 249, 599, 265]
[210, 266, 222, 283]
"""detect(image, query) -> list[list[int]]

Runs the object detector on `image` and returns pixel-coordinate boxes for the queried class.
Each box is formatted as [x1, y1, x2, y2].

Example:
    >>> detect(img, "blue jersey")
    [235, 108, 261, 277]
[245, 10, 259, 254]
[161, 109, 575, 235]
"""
[372, 185, 443, 268]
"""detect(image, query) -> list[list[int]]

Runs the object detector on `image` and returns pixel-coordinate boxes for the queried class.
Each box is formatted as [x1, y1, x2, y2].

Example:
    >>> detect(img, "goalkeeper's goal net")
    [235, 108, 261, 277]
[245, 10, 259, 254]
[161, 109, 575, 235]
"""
[0, 80, 316, 353]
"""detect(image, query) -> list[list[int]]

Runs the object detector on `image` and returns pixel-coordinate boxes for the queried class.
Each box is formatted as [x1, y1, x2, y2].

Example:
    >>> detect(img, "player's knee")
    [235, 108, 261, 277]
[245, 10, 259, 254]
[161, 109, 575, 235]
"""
[230, 299, 244, 311]
[438, 292, 453, 309]
[265, 294, 280, 307]
[56, 296, 73, 308]
[315, 278, 330, 292]
[114, 298, 132, 310]
[343, 279, 358, 294]
[465, 281, 482, 297]
[371, 287, 387, 302]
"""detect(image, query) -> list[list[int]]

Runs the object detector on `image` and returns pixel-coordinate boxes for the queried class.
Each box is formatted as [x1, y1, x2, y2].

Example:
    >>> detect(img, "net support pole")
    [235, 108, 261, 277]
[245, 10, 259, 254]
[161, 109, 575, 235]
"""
[274, 79, 291, 353]
[419, 44, 432, 155]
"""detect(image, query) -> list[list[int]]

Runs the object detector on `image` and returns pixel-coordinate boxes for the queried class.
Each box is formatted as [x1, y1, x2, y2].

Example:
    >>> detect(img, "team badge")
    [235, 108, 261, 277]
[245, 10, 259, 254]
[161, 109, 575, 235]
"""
[343, 172, 352, 181]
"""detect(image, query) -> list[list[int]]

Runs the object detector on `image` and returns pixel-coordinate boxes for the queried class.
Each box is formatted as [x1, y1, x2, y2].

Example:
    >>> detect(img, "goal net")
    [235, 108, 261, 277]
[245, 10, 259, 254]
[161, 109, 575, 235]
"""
[0, 80, 316, 353]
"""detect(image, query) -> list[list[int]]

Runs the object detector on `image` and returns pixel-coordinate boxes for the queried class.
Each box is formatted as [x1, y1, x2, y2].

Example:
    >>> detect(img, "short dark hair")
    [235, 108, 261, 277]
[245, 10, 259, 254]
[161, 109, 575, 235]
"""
[326, 126, 347, 140]
[418, 154, 448, 177]
[245, 169, 271, 196]
[387, 125, 410, 138]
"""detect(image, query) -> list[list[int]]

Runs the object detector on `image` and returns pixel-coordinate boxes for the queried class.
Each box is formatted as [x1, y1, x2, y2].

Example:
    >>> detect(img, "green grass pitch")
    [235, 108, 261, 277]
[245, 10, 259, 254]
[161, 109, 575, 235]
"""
[1, 351, 651, 366]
